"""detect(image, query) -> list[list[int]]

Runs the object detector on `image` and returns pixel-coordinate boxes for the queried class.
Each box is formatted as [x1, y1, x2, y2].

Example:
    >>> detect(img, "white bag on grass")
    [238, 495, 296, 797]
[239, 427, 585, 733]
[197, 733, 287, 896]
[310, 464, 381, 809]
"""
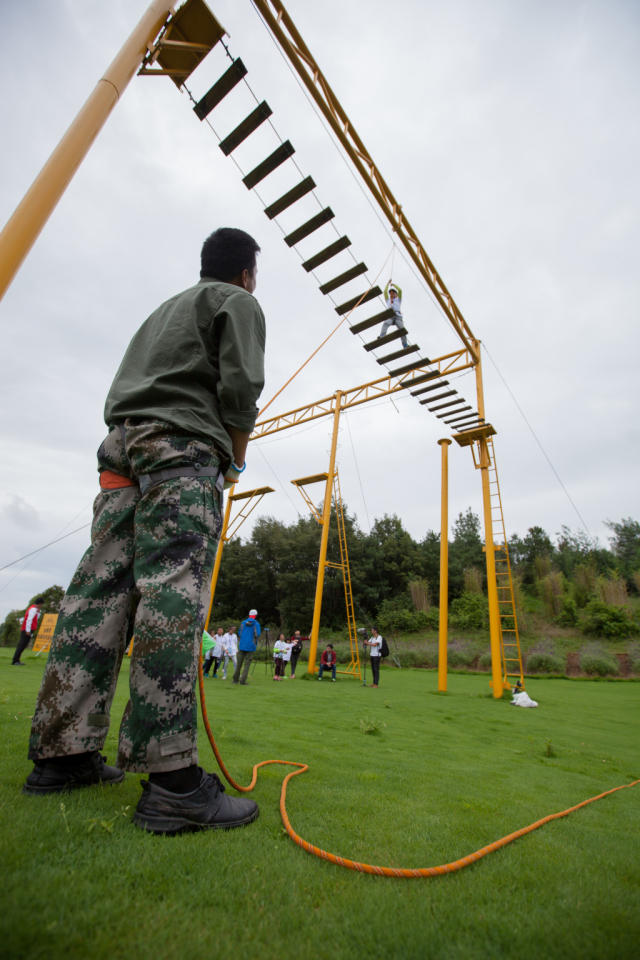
[511, 691, 538, 708]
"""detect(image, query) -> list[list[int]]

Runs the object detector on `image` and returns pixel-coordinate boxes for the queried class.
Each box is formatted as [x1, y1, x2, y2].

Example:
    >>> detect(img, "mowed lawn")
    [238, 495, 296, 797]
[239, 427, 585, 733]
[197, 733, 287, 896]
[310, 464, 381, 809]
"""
[1, 648, 639, 960]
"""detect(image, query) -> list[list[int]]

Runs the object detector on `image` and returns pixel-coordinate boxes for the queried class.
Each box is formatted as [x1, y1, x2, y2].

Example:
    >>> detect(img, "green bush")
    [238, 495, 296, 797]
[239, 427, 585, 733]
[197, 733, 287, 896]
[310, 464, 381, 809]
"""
[626, 642, 640, 675]
[579, 646, 619, 677]
[526, 651, 564, 674]
[419, 608, 440, 630]
[449, 592, 488, 631]
[447, 643, 477, 668]
[581, 600, 635, 639]
[477, 651, 493, 671]
[376, 598, 433, 635]
[556, 597, 578, 627]
[395, 650, 425, 668]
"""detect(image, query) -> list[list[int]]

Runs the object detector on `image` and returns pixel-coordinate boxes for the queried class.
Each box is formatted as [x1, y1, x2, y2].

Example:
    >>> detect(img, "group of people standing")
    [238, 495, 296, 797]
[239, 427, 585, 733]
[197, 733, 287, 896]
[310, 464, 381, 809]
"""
[202, 625, 238, 680]
[202, 612, 386, 687]
[272, 630, 305, 680]
[201, 609, 263, 686]
[203, 609, 307, 686]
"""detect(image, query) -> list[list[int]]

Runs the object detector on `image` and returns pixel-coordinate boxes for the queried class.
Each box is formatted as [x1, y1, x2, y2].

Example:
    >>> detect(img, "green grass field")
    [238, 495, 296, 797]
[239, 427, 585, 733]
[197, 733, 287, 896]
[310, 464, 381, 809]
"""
[2, 648, 639, 960]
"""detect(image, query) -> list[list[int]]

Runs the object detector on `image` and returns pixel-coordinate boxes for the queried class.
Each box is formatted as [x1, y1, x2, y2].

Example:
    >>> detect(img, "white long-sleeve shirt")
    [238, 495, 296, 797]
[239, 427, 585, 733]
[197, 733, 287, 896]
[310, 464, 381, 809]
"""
[369, 634, 382, 657]
[223, 632, 238, 656]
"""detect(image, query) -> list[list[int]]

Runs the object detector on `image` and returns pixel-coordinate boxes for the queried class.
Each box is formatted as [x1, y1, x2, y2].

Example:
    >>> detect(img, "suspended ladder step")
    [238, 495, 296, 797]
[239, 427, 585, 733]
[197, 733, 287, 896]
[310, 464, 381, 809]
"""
[220, 101, 273, 155]
[363, 327, 408, 351]
[377, 345, 418, 364]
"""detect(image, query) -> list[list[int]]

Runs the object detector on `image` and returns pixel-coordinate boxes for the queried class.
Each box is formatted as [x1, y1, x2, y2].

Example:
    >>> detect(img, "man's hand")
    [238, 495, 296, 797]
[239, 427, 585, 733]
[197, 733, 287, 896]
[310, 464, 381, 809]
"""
[224, 461, 245, 489]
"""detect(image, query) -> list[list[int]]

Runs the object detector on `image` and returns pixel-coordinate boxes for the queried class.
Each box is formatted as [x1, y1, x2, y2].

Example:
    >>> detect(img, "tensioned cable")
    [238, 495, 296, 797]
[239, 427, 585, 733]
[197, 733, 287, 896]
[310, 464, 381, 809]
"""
[254, 443, 302, 517]
[482, 342, 591, 536]
[0, 523, 91, 574]
[344, 410, 371, 533]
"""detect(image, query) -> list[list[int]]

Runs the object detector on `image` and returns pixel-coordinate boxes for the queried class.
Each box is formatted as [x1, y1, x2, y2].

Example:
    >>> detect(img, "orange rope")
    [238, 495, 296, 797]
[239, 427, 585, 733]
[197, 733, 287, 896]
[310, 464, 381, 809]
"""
[198, 656, 639, 877]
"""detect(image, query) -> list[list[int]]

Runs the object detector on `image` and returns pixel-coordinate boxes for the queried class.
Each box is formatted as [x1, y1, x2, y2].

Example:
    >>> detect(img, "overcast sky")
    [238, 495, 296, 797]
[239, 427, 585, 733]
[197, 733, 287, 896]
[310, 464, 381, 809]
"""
[1, 0, 638, 621]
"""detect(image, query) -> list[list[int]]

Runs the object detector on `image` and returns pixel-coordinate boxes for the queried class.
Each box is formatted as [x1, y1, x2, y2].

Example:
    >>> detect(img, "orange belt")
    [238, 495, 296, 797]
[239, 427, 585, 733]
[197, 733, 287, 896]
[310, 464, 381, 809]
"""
[99, 470, 136, 490]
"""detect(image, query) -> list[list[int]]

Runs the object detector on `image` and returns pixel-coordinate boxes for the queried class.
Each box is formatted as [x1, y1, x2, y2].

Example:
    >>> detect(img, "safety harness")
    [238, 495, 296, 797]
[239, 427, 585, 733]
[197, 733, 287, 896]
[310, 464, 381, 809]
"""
[99, 425, 225, 495]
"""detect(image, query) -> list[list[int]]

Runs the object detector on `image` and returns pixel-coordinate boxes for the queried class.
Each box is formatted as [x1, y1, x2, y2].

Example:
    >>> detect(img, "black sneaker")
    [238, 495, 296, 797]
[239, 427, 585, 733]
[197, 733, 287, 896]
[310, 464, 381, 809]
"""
[24, 752, 125, 794]
[133, 769, 259, 835]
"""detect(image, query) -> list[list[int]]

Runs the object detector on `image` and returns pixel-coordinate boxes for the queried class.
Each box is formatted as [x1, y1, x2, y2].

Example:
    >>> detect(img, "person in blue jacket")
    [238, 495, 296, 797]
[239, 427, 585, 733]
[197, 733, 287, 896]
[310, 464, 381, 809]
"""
[232, 609, 261, 685]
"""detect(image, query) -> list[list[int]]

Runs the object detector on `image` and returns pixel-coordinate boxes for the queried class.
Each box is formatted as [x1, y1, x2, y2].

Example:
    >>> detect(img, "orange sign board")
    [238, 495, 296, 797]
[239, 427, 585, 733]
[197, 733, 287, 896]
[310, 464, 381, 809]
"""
[32, 613, 59, 653]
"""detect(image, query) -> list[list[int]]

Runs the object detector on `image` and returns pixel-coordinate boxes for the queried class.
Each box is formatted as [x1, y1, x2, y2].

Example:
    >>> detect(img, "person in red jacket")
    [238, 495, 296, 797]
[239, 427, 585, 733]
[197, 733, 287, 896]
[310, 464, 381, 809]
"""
[317, 643, 337, 681]
[12, 597, 43, 665]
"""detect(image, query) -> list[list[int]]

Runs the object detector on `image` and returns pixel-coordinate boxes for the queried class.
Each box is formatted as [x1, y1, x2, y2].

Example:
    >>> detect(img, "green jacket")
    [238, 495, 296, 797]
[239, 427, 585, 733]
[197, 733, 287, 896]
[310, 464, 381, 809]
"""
[104, 278, 266, 460]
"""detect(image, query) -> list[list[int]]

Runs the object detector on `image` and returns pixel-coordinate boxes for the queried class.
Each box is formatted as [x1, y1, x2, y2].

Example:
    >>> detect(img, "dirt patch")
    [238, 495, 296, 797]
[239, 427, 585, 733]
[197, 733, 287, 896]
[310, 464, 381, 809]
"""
[565, 651, 581, 676]
[616, 653, 631, 677]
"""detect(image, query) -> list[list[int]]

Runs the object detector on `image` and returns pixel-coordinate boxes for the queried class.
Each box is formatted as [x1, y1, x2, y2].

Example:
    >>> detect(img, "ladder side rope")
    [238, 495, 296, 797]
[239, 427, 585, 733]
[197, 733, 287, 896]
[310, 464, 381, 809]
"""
[258, 246, 393, 418]
[197, 656, 639, 877]
[247, 1, 455, 343]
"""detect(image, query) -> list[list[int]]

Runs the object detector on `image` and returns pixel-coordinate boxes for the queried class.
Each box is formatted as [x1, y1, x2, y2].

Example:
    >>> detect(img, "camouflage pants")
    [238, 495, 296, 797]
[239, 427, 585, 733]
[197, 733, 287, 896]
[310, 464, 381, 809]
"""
[29, 420, 223, 772]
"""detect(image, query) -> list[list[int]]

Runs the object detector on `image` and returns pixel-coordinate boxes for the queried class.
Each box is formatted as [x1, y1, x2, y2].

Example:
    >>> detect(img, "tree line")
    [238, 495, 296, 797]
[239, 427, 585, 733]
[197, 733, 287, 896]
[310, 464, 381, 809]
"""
[2, 512, 639, 646]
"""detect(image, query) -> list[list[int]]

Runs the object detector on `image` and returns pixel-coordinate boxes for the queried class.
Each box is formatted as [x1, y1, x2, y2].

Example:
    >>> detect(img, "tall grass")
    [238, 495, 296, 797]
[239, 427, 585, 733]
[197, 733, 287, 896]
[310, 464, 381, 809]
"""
[1, 649, 639, 960]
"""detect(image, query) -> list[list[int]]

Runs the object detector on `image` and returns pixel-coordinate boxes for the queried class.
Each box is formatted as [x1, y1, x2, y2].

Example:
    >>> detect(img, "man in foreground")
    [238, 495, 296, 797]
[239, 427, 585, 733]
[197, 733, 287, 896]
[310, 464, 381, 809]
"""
[24, 227, 266, 835]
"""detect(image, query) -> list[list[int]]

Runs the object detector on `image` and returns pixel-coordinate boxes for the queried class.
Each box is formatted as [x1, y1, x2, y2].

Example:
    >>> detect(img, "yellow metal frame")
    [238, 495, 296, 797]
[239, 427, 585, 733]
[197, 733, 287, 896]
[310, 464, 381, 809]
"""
[0, 0, 523, 698]
[437, 439, 452, 692]
[330, 471, 361, 679]
[138, 0, 226, 84]
[0, 0, 226, 302]
[249, 0, 521, 697]
[253, 348, 475, 441]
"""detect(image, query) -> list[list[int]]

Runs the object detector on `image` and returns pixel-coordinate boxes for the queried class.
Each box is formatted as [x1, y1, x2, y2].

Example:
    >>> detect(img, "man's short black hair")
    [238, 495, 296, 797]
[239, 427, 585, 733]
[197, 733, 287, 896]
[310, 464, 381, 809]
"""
[200, 227, 260, 282]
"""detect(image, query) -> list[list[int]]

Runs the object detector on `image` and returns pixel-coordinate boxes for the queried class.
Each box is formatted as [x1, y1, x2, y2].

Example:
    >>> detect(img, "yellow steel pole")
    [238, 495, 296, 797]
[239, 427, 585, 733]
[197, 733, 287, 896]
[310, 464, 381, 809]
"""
[473, 343, 504, 698]
[437, 438, 452, 692]
[0, 0, 173, 302]
[307, 391, 343, 675]
[204, 485, 235, 633]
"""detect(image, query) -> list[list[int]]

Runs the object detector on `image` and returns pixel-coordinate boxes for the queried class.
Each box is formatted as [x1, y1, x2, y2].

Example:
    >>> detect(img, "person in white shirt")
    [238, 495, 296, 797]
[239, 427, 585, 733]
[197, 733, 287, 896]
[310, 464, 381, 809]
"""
[273, 633, 289, 680]
[221, 626, 238, 680]
[210, 626, 225, 679]
[364, 626, 382, 687]
[288, 630, 307, 678]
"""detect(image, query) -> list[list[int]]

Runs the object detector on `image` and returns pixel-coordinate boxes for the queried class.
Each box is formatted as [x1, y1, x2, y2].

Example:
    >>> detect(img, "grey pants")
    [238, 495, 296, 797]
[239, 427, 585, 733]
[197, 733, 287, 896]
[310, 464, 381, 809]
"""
[233, 650, 253, 683]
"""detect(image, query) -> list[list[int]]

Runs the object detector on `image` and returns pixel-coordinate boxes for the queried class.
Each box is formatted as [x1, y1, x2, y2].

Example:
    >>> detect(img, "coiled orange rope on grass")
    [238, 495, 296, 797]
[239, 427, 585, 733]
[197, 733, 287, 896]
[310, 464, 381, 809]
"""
[198, 659, 639, 877]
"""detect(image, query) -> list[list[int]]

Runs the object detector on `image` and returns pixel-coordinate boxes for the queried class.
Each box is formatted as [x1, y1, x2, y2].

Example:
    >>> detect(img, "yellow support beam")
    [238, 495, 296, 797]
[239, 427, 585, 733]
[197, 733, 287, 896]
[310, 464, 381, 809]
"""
[0, 0, 225, 302]
[437, 439, 452, 692]
[307, 392, 343, 674]
[252, 348, 475, 441]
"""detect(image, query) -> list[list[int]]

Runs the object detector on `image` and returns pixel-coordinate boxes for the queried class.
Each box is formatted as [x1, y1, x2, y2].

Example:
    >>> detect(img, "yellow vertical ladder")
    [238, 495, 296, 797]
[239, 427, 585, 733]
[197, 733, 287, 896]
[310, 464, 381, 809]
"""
[486, 438, 524, 689]
[326, 471, 361, 679]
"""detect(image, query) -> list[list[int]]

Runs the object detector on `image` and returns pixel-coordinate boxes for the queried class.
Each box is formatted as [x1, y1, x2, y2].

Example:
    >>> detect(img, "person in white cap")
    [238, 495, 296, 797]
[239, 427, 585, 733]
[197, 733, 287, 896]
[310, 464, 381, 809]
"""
[233, 609, 261, 685]
[379, 281, 409, 348]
